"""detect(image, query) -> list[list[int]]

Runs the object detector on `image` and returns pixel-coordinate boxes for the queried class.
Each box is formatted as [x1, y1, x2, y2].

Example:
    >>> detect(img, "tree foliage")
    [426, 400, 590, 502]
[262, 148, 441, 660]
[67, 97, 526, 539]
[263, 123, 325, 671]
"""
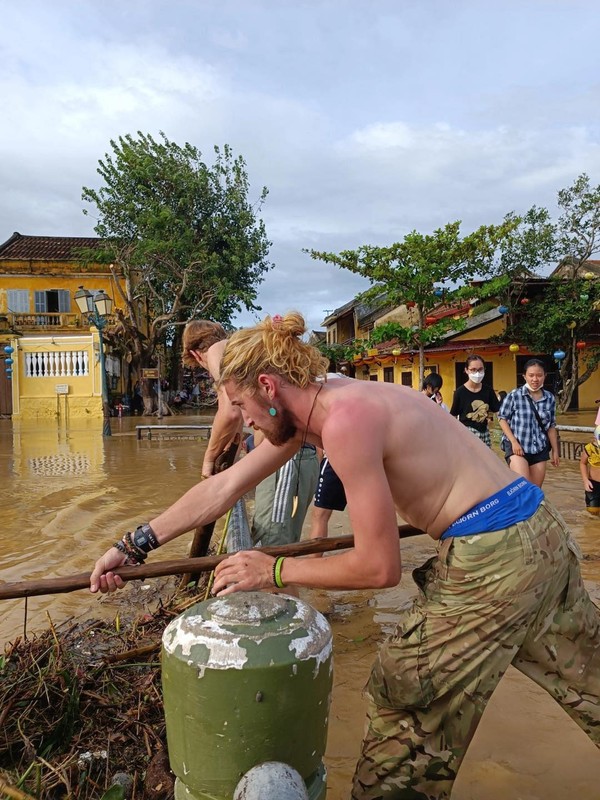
[307, 220, 515, 384]
[502, 175, 600, 411]
[82, 132, 272, 401]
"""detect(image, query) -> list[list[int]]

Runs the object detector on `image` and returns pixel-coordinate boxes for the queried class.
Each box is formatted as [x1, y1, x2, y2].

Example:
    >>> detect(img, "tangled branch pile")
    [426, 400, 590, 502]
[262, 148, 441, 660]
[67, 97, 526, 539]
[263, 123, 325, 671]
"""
[0, 583, 206, 800]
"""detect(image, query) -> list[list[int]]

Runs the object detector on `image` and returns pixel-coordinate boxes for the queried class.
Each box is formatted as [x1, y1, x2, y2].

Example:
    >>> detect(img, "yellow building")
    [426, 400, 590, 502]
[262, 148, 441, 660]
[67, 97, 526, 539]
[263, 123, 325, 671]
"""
[0, 232, 127, 421]
[324, 296, 600, 411]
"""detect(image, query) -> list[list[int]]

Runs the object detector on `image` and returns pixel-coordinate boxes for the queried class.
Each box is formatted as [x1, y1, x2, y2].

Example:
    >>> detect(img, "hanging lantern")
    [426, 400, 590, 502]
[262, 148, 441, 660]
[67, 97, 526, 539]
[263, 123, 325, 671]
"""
[406, 301, 416, 309]
[3, 345, 14, 355]
[391, 348, 401, 356]
[425, 316, 436, 325]
[576, 341, 586, 350]
[520, 298, 530, 305]
[498, 305, 509, 314]
[4, 358, 13, 366]
[509, 344, 520, 354]
[580, 293, 589, 301]
[583, 271, 596, 280]
[567, 321, 577, 330]
[433, 288, 444, 298]
[553, 349, 566, 362]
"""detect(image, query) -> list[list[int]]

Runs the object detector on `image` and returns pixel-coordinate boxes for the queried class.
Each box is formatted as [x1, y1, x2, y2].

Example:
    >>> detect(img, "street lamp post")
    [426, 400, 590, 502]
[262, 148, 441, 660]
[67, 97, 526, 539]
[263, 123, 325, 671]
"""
[75, 287, 113, 437]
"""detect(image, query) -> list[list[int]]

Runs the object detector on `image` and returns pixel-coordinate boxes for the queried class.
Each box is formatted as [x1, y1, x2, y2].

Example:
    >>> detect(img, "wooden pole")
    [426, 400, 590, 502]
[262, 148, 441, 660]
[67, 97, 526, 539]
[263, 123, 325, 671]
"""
[179, 434, 241, 589]
[0, 525, 426, 601]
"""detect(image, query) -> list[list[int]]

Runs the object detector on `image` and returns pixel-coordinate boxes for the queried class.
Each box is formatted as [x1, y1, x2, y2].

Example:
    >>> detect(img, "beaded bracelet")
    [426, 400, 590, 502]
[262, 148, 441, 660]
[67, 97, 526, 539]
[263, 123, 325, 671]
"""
[113, 536, 144, 566]
[273, 556, 286, 589]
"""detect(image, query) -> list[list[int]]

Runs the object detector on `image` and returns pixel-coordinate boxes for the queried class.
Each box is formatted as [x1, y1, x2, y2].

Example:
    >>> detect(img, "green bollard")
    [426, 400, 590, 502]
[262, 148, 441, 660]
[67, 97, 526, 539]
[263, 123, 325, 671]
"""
[162, 592, 333, 800]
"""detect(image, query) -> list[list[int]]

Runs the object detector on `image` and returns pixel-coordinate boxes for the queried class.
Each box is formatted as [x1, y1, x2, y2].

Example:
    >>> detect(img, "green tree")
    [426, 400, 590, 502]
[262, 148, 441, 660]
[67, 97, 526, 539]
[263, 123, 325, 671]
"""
[307, 220, 514, 385]
[82, 132, 272, 409]
[505, 175, 600, 411]
[467, 206, 557, 326]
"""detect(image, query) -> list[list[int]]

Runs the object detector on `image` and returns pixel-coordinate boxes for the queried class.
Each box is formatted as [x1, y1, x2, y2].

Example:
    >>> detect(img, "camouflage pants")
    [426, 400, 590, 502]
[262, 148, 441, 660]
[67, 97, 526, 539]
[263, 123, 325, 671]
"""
[352, 500, 600, 799]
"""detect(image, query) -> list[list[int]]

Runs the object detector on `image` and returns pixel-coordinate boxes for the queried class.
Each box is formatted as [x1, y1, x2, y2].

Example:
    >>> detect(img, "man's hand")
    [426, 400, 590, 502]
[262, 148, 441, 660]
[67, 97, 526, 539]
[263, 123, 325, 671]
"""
[201, 459, 215, 479]
[90, 547, 128, 593]
[213, 550, 277, 596]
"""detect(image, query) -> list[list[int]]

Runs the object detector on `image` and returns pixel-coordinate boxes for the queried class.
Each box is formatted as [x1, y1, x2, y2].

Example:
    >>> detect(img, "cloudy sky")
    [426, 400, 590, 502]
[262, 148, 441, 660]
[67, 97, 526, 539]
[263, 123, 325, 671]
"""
[1, 0, 600, 332]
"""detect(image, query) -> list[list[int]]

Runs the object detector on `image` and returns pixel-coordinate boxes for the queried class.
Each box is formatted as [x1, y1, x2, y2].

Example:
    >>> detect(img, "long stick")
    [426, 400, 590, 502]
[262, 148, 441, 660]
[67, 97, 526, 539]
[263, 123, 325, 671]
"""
[0, 525, 426, 601]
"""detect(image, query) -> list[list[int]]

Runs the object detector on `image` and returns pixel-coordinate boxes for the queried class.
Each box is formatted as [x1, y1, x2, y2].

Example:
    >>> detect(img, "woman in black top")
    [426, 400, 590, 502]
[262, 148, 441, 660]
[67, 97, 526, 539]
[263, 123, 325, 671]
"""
[450, 354, 500, 447]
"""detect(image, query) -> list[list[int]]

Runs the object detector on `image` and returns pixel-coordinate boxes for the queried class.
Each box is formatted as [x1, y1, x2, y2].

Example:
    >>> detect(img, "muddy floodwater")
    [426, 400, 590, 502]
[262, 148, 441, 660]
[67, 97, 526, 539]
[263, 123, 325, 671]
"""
[1, 411, 599, 799]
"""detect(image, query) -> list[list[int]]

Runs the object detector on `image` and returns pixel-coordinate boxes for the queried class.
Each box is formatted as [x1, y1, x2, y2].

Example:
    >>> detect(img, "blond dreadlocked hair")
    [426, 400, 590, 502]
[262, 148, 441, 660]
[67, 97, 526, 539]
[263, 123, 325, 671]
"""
[219, 312, 329, 392]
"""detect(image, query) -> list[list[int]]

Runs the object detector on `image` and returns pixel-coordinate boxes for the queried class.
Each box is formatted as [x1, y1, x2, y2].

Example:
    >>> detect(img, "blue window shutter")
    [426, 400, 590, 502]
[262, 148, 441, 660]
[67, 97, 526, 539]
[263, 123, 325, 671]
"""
[34, 291, 47, 313]
[58, 290, 70, 312]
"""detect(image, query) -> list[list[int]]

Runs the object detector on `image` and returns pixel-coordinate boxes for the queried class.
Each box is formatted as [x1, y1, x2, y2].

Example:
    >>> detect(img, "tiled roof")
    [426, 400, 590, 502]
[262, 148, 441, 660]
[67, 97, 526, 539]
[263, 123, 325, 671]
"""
[0, 232, 104, 260]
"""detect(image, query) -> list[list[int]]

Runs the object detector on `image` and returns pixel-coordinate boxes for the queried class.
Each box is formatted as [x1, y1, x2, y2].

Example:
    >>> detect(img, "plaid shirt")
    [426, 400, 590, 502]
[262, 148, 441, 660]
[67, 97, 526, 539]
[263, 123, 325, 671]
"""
[498, 385, 556, 455]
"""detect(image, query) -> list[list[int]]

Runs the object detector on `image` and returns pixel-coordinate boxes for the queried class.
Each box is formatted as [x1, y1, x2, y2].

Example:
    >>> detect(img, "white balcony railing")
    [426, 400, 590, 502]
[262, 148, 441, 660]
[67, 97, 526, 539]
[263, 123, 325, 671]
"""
[25, 351, 89, 378]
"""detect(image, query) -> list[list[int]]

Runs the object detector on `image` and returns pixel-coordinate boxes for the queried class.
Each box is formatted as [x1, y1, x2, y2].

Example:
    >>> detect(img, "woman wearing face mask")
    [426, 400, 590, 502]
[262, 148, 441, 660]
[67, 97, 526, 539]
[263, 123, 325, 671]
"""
[449, 354, 500, 447]
[498, 358, 560, 488]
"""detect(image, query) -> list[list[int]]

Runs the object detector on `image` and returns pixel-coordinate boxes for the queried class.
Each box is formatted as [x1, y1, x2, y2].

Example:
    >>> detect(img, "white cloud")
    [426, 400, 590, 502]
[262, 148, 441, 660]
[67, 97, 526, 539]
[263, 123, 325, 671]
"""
[1, 0, 600, 334]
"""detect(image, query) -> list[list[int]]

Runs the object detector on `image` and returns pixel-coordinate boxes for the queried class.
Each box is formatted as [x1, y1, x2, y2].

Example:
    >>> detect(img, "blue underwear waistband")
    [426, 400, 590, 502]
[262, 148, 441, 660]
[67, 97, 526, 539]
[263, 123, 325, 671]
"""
[441, 478, 544, 539]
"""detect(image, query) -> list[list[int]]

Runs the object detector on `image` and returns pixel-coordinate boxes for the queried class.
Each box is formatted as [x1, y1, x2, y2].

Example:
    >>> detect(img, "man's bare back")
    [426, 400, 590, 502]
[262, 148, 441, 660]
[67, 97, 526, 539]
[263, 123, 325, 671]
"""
[314, 377, 514, 539]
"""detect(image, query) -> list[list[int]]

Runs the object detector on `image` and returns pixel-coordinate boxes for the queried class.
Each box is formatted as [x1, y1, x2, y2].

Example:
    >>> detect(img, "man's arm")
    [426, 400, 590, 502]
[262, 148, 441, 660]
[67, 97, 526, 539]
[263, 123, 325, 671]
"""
[202, 383, 244, 477]
[199, 341, 244, 477]
[213, 402, 402, 594]
[90, 438, 298, 593]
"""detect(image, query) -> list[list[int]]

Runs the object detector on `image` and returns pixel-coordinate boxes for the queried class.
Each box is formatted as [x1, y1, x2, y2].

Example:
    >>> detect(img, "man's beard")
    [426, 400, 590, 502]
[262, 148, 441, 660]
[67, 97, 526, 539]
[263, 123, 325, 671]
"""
[262, 406, 297, 446]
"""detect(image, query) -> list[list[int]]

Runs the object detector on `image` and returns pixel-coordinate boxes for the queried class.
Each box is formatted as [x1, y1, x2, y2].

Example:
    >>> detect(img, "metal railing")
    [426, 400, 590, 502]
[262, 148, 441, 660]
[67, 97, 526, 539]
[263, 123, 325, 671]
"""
[136, 424, 213, 441]
[556, 425, 595, 461]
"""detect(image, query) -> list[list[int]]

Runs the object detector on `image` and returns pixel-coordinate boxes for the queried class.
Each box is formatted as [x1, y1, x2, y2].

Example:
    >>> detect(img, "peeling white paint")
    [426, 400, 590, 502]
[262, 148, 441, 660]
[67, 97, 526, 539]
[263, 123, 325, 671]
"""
[162, 592, 332, 675]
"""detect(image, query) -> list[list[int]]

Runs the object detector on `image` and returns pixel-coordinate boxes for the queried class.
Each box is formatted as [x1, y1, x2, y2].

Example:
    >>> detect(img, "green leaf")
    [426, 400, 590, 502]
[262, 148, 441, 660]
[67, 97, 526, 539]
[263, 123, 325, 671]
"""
[100, 786, 126, 800]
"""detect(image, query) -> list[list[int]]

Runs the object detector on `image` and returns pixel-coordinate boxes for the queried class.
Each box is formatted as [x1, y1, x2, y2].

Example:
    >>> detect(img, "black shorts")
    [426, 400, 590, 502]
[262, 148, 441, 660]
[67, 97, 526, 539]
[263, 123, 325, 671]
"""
[585, 479, 600, 513]
[314, 457, 347, 511]
[501, 439, 550, 466]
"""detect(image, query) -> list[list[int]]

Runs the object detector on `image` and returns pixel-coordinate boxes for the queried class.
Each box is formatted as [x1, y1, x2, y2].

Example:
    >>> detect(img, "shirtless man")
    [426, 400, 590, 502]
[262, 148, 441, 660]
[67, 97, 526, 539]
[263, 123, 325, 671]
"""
[91, 312, 600, 800]
[181, 319, 243, 479]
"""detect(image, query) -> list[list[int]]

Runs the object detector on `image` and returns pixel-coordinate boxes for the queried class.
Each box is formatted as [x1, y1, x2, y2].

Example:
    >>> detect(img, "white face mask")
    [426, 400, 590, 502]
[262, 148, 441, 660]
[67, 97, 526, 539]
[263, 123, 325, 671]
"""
[525, 381, 543, 392]
[468, 371, 485, 384]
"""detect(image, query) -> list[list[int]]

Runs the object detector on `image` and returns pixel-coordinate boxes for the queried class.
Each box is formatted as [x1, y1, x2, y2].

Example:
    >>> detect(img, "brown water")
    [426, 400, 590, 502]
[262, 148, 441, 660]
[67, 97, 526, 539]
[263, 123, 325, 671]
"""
[1, 411, 599, 798]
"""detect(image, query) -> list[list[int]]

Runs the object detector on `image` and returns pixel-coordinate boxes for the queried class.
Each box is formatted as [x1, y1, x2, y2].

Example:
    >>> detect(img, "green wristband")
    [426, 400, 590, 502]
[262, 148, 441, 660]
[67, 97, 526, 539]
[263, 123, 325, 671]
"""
[274, 556, 286, 589]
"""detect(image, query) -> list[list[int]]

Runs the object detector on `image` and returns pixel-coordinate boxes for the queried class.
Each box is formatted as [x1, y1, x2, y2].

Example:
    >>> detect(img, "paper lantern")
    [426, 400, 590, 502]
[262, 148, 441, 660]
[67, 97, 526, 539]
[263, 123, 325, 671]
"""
[553, 350, 566, 362]
[584, 272, 596, 280]
[520, 298, 530, 305]
[406, 301, 416, 309]
[509, 344, 520, 354]
[580, 293, 589, 301]
[433, 288, 444, 298]
[498, 305, 509, 314]
[576, 341, 586, 350]
[567, 321, 577, 330]
[425, 316, 436, 325]
[3, 345, 14, 355]
[391, 348, 401, 356]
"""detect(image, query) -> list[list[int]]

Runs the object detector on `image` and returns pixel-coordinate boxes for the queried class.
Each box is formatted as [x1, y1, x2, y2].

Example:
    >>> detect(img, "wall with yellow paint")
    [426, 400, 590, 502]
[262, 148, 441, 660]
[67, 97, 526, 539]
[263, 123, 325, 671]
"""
[0, 258, 129, 420]
[9, 333, 104, 421]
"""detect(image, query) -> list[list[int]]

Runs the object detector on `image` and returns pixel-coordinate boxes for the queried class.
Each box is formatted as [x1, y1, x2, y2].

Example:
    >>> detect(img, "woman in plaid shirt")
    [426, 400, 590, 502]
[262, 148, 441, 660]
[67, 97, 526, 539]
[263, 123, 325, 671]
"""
[498, 358, 560, 488]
